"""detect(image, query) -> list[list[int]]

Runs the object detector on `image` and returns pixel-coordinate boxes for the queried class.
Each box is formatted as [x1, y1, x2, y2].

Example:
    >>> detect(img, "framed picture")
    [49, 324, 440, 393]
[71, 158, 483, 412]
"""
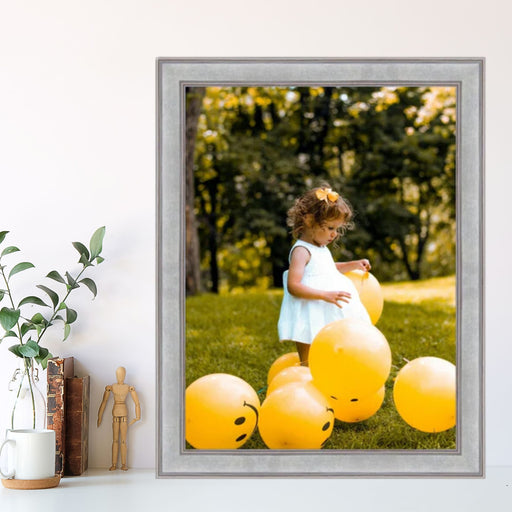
[156, 58, 484, 477]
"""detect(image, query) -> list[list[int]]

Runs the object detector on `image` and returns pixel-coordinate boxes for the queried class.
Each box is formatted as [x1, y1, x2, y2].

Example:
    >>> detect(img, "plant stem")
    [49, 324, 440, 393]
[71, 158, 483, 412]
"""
[10, 368, 24, 429]
[25, 358, 36, 429]
[0, 266, 25, 345]
[2, 262, 36, 429]
[10, 360, 39, 429]
[36, 264, 89, 344]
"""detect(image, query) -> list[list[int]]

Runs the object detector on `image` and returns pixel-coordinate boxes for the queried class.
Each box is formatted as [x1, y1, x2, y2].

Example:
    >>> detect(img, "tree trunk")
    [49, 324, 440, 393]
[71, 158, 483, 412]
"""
[185, 87, 205, 295]
[206, 179, 219, 293]
[398, 237, 420, 281]
[270, 236, 290, 288]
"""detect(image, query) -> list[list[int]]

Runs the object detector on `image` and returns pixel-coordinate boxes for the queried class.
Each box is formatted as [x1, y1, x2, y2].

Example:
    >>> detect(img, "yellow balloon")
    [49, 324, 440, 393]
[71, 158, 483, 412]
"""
[266, 366, 312, 396]
[309, 318, 392, 400]
[331, 386, 385, 423]
[258, 381, 334, 449]
[344, 270, 384, 325]
[267, 352, 301, 385]
[186, 373, 260, 449]
[393, 357, 456, 433]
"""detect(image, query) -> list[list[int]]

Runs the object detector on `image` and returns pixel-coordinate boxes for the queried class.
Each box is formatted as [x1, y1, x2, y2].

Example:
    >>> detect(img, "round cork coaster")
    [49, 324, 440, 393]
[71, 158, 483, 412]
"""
[1, 474, 61, 490]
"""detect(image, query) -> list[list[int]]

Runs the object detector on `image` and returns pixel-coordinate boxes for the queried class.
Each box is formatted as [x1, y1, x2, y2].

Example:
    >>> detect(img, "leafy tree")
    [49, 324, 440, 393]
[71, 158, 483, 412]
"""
[336, 87, 456, 280]
[186, 85, 456, 293]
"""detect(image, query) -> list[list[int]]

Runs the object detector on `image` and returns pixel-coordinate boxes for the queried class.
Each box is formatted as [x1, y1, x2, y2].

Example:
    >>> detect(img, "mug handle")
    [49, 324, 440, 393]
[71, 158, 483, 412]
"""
[0, 439, 16, 479]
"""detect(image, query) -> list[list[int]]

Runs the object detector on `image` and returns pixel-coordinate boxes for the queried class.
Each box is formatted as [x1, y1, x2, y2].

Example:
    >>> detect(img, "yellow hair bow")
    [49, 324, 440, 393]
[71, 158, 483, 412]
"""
[315, 187, 339, 203]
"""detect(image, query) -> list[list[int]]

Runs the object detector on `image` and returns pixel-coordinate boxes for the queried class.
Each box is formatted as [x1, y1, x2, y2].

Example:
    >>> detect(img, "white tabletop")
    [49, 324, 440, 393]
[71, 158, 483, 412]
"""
[1, 467, 511, 511]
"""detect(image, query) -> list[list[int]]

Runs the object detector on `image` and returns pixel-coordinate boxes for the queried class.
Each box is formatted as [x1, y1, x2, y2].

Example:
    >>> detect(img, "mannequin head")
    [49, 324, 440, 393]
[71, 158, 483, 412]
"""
[116, 366, 126, 384]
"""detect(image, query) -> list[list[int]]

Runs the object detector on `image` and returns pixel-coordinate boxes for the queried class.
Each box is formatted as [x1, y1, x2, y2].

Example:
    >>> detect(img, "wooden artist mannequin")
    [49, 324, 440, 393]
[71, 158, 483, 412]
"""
[97, 366, 141, 471]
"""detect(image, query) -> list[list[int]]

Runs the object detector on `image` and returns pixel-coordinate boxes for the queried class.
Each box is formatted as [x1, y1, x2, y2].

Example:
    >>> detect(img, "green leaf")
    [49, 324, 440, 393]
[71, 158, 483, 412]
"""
[8, 262, 35, 279]
[0, 307, 20, 330]
[31, 312, 46, 324]
[21, 322, 36, 337]
[89, 226, 106, 260]
[79, 253, 92, 267]
[36, 285, 59, 309]
[1, 246, 20, 258]
[19, 340, 40, 358]
[8, 344, 23, 358]
[96, 256, 105, 264]
[1, 330, 17, 341]
[0, 290, 5, 301]
[72, 241, 90, 261]
[65, 272, 80, 290]
[46, 270, 66, 284]
[58, 302, 66, 311]
[66, 307, 78, 324]
[79, 278, 97, 298]
[29, 313, 47, 338]
[18, 296, 50, 308]
[0, 231, 8, 244]
[35, 347, 51, 369]
[63, 323, 71, 341]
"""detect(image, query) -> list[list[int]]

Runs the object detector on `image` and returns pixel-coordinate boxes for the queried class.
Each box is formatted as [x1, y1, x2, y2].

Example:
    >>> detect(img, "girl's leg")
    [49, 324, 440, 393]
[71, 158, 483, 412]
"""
[296, 342, 310, 367]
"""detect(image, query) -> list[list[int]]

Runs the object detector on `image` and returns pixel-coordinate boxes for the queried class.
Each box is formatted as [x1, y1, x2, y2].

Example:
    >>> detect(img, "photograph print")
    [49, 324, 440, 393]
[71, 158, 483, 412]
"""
[184, 83, 457, 451]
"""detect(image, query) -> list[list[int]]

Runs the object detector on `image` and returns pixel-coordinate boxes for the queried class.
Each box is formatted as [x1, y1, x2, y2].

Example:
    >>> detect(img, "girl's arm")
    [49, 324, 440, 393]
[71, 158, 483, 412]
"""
[287, 246, 351, 308]
[336, 259, 371, 274]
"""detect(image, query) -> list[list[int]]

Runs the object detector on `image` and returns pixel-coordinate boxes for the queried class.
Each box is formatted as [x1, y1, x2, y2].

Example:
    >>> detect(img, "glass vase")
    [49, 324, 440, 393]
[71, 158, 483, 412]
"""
[7, 358, 47, 430]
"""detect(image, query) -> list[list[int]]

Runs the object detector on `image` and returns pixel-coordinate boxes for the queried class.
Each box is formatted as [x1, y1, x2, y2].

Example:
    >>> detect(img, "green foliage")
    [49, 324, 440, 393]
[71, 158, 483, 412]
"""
[188, 86, 456, 292]
[185, 277, 456, 450]
[0, 227, 106, 370]
[0, 307, 21, 330]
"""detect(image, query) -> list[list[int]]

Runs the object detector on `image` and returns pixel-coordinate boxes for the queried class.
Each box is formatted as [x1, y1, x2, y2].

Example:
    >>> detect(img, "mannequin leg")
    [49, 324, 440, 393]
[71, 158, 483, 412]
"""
[120, 418, 128, 470]
[110, 419, 120, 470]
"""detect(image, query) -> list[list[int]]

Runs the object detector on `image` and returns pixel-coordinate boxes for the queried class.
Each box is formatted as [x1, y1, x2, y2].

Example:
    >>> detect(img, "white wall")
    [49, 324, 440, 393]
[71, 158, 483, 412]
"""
[0, 0, 510, 472]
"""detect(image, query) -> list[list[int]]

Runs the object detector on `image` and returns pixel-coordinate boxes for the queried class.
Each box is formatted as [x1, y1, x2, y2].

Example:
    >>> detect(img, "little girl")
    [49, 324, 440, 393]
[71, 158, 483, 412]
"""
[278, 185, 372, 366]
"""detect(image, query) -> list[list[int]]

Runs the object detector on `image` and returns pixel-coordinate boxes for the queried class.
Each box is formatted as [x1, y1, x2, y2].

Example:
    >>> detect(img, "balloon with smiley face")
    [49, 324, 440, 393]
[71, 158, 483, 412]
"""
[330, 385, 385, 423]
[258, 381, 334, 449]
[186, 373, 260, 449]
[309, 318, 391, 401]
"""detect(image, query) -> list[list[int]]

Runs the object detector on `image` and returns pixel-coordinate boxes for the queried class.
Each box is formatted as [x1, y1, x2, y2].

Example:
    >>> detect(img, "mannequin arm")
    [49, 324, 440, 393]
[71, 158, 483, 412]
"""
[97, 386, 112, 427]
[128, 387, 141, 426]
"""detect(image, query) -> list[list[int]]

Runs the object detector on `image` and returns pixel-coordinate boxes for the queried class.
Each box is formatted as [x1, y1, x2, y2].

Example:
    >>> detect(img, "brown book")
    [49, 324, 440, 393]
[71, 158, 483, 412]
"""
[46, 357, 75, 476]
[64, 376, 90, 476]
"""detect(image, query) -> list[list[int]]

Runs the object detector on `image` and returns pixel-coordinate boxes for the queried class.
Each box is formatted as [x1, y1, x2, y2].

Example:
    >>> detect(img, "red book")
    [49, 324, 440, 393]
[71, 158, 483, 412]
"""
[46, 357, 75, 476]
[64, 376, 90, 476]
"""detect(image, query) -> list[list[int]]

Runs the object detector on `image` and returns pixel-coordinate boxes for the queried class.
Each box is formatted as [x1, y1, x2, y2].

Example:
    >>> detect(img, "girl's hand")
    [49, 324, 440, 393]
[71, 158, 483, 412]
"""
[352, 259, 371, 272]
[336, 259, 371, 274]
[322, 290, 351, 308]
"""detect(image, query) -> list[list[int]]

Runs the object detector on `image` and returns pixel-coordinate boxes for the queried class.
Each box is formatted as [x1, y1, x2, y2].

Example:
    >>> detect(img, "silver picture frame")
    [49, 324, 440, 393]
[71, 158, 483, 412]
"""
[156, 58, 484, 477]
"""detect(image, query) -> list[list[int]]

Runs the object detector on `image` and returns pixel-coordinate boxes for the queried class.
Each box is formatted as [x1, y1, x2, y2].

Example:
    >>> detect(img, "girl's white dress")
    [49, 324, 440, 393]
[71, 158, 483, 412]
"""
[278, 240, 371, 345]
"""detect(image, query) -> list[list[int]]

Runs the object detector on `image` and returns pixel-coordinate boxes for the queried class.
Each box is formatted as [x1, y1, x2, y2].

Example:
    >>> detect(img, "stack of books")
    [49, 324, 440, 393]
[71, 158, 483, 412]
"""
[47, 357, 90, 476]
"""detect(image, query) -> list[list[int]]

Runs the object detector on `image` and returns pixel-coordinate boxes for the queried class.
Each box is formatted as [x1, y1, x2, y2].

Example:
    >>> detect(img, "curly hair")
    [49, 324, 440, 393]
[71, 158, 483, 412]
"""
[287, 184, 354, 239]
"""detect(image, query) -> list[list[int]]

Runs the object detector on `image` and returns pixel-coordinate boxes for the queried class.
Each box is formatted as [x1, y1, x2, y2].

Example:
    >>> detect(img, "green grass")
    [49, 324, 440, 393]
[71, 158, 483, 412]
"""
[186, 275, 456, 450]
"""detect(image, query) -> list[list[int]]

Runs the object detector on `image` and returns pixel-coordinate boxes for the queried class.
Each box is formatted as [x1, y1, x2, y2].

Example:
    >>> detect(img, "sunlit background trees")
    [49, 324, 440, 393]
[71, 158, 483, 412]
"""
[186, 86, 456, 295]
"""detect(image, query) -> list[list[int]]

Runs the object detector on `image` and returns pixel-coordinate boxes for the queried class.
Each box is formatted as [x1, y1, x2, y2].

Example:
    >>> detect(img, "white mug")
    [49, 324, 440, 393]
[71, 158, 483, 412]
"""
[0, 429, 55, 480]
